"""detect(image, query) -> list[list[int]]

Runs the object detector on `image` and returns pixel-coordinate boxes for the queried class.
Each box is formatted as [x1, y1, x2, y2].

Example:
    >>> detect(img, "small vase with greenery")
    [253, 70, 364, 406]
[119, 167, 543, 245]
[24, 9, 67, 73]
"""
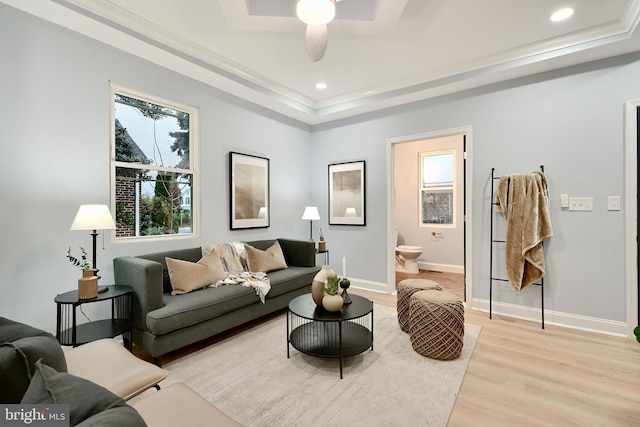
[318, 227, 326, 252]
[67, 247, 97, 299]
[322, 276, 344, 312]
[324, 276, 341, 296]
[66, 247, 91, 271]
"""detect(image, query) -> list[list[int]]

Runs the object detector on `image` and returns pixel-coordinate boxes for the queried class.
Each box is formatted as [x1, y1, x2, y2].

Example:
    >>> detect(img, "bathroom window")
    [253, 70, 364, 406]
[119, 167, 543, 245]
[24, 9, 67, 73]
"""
[110, 83, 198, 240]
[419, 150, 455, 226]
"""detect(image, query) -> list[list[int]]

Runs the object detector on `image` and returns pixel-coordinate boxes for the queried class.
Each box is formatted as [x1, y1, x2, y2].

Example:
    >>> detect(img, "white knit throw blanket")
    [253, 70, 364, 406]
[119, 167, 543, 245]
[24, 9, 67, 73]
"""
[202, 242, 271, 302]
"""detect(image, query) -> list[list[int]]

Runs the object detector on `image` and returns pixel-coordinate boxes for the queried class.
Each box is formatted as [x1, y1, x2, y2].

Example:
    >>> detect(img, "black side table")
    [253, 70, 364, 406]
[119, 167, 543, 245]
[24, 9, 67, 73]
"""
[55, 285, 133, 350]
[316, 249, 329, 265]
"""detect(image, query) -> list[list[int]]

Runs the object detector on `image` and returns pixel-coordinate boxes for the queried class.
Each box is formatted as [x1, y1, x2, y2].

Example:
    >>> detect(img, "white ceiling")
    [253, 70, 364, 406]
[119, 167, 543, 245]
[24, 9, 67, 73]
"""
[5, 0, 640, 125]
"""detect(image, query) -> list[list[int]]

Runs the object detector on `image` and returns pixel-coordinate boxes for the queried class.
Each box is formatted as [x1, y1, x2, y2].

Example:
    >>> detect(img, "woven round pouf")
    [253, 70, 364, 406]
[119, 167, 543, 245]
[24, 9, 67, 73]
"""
[409, 290, 464, 360]
[397, 279, 442, 332]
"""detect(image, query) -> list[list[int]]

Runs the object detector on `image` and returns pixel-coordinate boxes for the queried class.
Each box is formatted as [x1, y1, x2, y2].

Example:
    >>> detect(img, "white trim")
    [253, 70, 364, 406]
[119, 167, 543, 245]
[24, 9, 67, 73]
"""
[348, 278, 392, 294]
[625, 99, 640, 336]
[6, 0, 640, 125]
[109, 82, 200, 242]
[472, 299, 629, 337]
[387, 126, 473, 305]
[417, 261, 464, 275]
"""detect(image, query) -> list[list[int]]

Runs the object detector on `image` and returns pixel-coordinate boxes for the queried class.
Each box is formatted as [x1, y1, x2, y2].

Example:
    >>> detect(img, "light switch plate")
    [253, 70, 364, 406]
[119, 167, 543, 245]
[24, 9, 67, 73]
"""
[608, 196, 621, 211]
[569, 197, 593, 211]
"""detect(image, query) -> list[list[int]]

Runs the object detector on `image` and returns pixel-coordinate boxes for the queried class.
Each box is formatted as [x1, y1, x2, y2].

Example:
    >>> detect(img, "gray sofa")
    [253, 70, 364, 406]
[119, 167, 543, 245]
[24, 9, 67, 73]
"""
[113, 238, 320, 364]
[0, 317, 147, 426]
[1, 317, 243, 426]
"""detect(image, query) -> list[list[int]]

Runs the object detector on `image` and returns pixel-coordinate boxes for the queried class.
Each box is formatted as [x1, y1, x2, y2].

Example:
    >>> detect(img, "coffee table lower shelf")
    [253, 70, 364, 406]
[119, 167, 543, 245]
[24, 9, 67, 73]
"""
[289, 322, 372, 358]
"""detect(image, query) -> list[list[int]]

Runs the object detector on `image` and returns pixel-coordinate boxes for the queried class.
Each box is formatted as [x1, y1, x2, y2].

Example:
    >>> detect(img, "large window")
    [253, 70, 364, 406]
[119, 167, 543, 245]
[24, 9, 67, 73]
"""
[111, 84, 198, 239]
[419, 150, 455, 226]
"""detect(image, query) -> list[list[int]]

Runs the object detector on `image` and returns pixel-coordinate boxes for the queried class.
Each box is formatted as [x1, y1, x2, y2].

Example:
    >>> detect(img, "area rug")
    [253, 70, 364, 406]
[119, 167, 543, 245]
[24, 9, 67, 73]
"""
[148, 304, 480, 426]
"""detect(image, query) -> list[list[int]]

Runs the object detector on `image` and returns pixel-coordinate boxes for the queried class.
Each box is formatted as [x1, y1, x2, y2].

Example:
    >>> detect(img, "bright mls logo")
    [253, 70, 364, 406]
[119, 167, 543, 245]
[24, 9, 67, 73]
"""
[1, 405, 68, 426]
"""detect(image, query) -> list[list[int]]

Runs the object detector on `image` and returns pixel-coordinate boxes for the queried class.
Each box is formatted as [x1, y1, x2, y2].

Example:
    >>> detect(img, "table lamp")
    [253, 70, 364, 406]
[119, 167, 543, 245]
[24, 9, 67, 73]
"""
[70, 204, 116, 290]
[301, 206, 320, 241]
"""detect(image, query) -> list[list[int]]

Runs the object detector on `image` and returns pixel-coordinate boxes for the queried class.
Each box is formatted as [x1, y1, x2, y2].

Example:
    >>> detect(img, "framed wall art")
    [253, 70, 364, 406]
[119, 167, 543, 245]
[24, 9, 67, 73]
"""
[229, 152, 269, 229]
[328, 160, 366, 226]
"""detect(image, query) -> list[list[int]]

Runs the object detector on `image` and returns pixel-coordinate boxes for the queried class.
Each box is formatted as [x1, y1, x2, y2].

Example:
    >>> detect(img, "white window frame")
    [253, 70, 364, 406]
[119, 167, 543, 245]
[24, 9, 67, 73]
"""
[419, 149, 456, 228]
[109, 83, 199, 241]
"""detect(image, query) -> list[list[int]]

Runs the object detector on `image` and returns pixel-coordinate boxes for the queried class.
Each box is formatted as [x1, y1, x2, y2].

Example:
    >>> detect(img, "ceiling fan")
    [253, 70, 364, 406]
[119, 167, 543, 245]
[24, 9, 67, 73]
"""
[296, 0, 341, 62]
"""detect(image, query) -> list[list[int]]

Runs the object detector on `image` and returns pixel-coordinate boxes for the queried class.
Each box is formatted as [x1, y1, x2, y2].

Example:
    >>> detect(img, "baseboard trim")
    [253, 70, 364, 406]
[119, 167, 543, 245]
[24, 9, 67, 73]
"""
[349, 278, 393, 294]
[471, 298, 629, 337]
[348, 281, 629, 337]
[418, 262, 464, 274]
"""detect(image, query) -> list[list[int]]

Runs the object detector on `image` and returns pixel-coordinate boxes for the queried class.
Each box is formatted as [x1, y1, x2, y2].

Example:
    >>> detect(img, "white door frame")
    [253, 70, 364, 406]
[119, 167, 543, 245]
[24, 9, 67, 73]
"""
[625, 99, 639, 336]
[387, 126, 473, 305]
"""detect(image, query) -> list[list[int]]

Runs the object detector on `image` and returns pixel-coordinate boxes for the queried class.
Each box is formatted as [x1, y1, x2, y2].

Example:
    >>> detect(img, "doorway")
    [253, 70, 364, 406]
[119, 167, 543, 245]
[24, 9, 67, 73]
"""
[625, 100, 640, 334]
[387, 126, 473, 304]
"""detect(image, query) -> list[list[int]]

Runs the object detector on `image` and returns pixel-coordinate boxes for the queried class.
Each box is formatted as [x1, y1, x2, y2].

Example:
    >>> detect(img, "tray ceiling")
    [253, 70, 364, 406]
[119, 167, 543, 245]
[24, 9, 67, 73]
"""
[4, 0, 640, 125]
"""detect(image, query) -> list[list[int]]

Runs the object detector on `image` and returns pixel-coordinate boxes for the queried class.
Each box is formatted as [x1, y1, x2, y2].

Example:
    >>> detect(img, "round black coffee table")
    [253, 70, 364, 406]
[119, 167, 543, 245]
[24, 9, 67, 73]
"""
[287, 293, 373, 379]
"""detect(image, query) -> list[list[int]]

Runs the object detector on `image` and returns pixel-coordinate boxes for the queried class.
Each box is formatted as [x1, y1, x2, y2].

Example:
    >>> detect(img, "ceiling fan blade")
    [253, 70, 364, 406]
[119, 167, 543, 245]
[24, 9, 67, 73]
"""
[305, 24, 328, 62]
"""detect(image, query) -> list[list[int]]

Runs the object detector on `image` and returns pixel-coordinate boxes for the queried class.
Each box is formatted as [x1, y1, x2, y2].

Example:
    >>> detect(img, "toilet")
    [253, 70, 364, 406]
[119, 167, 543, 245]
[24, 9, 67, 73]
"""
[396, 246, 423, 274]
[394, 227, 423, 274]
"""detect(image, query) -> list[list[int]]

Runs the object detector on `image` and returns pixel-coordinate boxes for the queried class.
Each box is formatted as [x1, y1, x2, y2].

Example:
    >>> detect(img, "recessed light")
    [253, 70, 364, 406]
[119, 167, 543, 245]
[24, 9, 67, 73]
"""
[315, 82, 328, 90]
[550, 7, 574, 22]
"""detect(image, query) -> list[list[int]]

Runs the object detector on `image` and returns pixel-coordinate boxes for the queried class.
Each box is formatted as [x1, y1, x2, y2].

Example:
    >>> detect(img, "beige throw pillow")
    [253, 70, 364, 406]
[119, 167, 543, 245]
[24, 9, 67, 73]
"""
[245, 241, 288, 273]
[166, 253, 228, 295]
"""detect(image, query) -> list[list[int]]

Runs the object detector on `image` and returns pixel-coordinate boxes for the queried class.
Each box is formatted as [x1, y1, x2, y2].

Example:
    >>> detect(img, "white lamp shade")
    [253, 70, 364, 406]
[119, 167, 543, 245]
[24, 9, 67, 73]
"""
[297, 0, 336, 26]
[70, 204, 116, 230]
[302, 206, 320, 221]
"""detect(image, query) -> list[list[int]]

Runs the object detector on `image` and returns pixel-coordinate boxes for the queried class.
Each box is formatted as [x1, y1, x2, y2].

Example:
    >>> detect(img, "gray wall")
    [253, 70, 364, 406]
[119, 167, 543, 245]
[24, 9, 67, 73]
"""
[0, 5, 313, 331]
[1, 4, 638, 334]
[311, 53, 640, 327]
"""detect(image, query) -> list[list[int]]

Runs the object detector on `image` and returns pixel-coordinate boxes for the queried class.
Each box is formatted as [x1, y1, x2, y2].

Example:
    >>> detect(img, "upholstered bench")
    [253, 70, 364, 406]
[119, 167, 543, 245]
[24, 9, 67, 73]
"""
[409, 290, 464, 360]
[397, 279, 442, 332]
[133, 382, 243, 426]
[65, 338, 168, 400]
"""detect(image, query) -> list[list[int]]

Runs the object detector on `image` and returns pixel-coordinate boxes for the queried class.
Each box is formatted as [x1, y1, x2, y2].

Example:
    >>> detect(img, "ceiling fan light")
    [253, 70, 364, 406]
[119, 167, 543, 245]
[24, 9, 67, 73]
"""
[297, 0, 336, 26]
[306, 24, 329, 62]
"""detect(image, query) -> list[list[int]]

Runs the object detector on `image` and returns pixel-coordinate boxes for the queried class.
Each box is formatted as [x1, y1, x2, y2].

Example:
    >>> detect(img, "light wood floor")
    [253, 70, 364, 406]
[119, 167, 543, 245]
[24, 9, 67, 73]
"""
[349, 270, 640, 427]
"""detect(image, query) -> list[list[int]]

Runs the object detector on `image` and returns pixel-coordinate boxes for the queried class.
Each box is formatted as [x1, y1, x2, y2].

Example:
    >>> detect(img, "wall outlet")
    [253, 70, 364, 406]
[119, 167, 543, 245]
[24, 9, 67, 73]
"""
[569, 197, 593, 211]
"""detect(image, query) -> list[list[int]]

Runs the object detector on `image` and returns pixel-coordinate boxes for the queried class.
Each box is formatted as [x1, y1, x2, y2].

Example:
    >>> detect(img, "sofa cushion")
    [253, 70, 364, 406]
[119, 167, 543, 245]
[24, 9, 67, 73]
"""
[146, 285, 258, 336]
[245, 241, 288, 273]
[264, 266, 319, 299]
[0, 317, 68, 404]
[21, 360, 146, 427]
[166, 253, 227, 295]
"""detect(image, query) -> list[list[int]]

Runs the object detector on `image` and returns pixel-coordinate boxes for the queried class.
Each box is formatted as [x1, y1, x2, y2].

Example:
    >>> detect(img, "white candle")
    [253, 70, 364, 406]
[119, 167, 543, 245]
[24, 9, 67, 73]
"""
[342, 256, 347, 277]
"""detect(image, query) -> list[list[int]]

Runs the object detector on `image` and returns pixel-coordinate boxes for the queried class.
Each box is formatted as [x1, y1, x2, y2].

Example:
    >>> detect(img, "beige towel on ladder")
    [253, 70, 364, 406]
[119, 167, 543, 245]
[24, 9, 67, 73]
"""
[495, 171, 553, 295]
